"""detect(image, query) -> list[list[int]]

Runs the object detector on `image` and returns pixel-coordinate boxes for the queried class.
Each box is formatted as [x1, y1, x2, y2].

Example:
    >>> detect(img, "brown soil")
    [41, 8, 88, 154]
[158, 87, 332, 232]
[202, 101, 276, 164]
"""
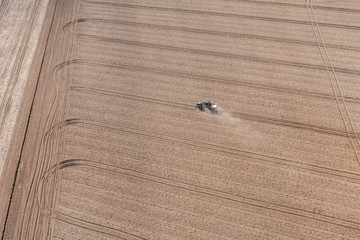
[2, 0, 360, 239]
[0, 0, 50, 235]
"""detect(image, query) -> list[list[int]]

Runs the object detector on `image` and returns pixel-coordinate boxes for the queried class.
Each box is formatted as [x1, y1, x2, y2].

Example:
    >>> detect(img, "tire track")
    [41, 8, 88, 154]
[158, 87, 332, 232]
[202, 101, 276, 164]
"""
[67, 130, 359, 192]
[58, 179, 291, 240]
[12, 1, 360, 238]
[24, 33, 66, 240]
[1, 0, 52, 238]
[65, 141, 360, 228]
[54, 211, 144, 240]
[66, 135, 359, 198]
[84, 1, 360, 31]
[74, 33, 360, 76]
[306, 0, 360, 166]
[46, 1, 82, 238]
[65, 58, 360, 104]
[69, 98, 359, 166]
[66, 118, 360, 181]
[67, 62, 360, 140]
[232, 111, 360, 139]
[80, 2, 360, 52]
[55, 168, 284, 239]
[17, 1, 78, 239]
[63, 18, 360, 52]
[24, 46, 67, 240]
[224, 0, 360, 14]
[41, 158, 360, 232]
[72, 85, 360, 140]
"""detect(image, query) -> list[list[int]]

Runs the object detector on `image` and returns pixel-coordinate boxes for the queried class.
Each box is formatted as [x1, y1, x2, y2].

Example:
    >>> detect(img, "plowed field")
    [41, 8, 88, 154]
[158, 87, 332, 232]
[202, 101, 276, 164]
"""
[2, 0, 360, 239]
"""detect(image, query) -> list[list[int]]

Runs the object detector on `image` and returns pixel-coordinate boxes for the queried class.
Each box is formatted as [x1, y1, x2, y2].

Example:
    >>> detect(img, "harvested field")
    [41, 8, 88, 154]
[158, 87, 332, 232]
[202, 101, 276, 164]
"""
[0, 0, 50, 235]
[2, 0, 360, 239]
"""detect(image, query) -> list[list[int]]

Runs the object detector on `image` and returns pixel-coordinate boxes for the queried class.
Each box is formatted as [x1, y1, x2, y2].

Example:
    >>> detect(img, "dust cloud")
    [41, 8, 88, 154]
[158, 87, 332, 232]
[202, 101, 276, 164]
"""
[202, 108, 254, 136]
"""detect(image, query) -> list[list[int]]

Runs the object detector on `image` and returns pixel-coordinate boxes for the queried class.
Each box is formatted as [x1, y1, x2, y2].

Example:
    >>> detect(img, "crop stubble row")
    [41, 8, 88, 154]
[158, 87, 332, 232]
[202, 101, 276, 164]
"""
[58, 0, 360, 238]
[3, 0, 360, 239]
[69, 61, 360, 133]
[63, 0, 360, 238]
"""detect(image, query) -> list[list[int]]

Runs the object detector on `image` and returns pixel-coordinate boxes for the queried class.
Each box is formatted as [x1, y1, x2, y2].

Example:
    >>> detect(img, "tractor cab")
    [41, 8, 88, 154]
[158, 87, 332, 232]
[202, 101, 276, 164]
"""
[195, 99, 219, 113]
[202, 99, 211, 107]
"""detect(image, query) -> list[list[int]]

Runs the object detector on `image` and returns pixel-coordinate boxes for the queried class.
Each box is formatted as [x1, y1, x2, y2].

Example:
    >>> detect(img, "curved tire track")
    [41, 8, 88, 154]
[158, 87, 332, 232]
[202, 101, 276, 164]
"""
[39, 158, 360, 233]
[17, 1, 80, 239]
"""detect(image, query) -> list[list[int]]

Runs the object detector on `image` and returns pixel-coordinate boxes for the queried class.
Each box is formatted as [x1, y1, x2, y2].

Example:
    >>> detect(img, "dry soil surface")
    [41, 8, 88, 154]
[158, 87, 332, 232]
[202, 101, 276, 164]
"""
[2, 0, 360, 239]
[0, 0, 50, 235]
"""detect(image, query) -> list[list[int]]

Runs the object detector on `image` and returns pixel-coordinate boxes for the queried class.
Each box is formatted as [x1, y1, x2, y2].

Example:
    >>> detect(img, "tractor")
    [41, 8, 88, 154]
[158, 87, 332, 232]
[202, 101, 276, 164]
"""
[195, 99, 219, 114]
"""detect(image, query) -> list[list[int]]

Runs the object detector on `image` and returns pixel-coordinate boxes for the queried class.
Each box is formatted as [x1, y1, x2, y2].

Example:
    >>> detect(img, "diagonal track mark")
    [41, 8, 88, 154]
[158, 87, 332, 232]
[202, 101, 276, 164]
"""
[306, 0, 360, 166]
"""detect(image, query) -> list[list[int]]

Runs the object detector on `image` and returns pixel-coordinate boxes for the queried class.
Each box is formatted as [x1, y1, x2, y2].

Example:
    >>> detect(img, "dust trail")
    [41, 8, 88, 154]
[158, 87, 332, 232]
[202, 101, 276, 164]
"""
[202, 107, 262, 141]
